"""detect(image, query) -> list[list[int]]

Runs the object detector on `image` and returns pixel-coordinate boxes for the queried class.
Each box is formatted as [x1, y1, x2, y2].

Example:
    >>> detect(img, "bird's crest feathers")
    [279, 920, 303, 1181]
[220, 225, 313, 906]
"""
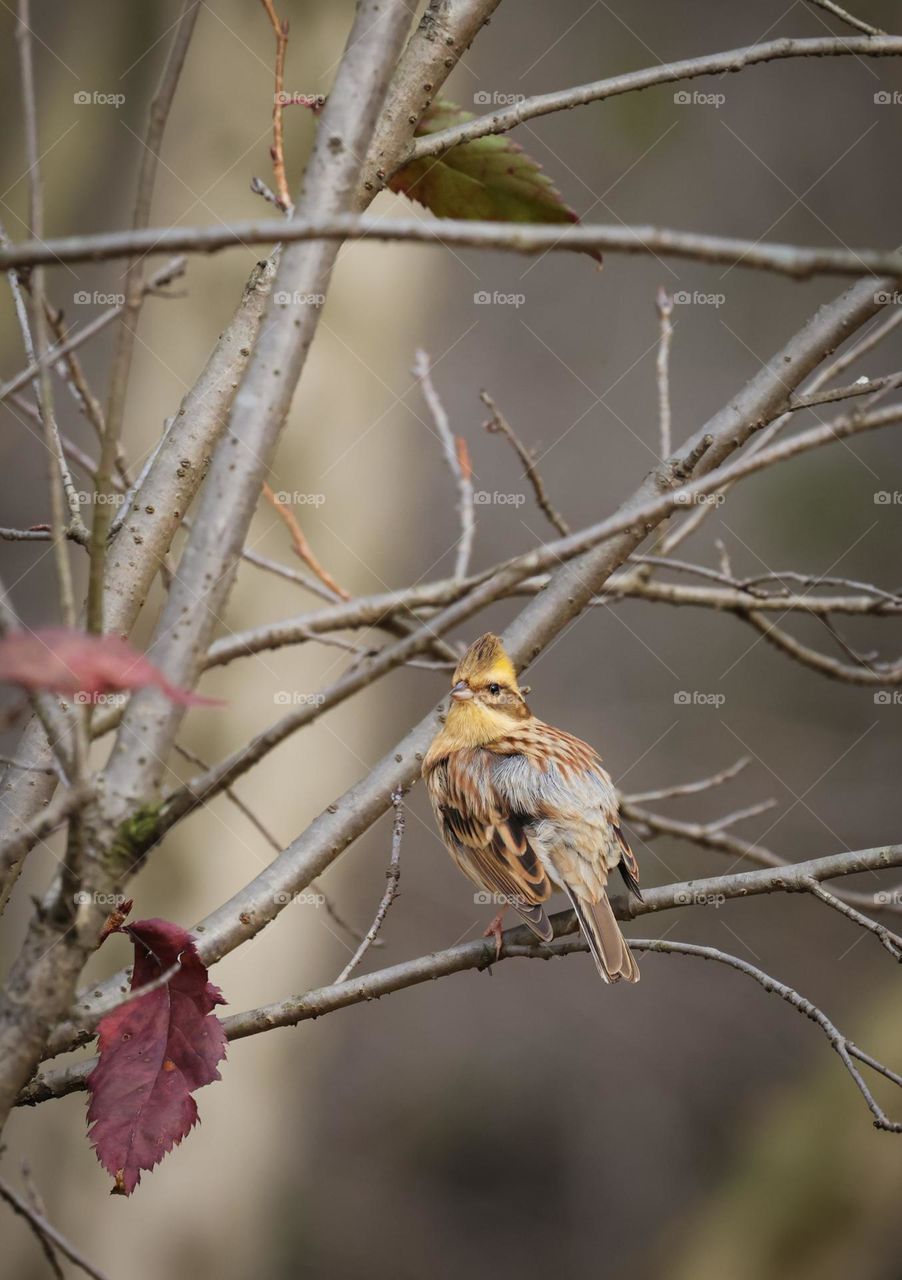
[453, 633, 519, 690]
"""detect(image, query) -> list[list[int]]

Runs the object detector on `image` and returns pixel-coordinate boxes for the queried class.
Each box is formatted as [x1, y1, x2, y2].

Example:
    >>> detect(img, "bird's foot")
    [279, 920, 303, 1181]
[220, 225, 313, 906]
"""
[483, 910, 506, 961]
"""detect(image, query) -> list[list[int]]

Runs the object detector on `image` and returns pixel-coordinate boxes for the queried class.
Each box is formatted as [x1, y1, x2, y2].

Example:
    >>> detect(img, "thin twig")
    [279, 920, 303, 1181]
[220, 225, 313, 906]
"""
[87, 0, 200, 633]
[172, 741, 368, 947]
[628, 757, 750, 803]
[0, 1176, 112, 1280]
[480, 389, 570, 535]
[802, 877, 902, 960]
[408, 34, 901, 159]
[335, 788, 404, 983]
[804, 0, 885, 36]
[655, 286, 674, 458]
[414, 349, 475, 579]
[9, 215, 902, 279]
[262, 482, 351, 600]
[260, 0, 292, 211]
[19, 1162, 63, 1280]
[0, 258, 186, 407]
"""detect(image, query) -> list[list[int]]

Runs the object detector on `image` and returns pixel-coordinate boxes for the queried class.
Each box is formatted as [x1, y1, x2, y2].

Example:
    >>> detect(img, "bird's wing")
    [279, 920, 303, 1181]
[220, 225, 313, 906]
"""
[428, 751, 553, 941]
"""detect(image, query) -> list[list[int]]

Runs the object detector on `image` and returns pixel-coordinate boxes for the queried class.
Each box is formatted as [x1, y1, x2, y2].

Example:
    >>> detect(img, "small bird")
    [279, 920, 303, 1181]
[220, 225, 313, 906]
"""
[423, 633, 641, 983]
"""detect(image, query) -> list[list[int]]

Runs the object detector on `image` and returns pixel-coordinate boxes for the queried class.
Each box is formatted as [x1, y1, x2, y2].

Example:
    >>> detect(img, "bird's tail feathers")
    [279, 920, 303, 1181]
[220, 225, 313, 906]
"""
[564, 887, 639, 984]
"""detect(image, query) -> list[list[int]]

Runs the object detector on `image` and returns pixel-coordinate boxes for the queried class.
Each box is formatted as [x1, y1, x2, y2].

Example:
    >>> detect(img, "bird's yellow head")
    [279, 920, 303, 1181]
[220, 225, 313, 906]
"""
[440, 633, 531, 747]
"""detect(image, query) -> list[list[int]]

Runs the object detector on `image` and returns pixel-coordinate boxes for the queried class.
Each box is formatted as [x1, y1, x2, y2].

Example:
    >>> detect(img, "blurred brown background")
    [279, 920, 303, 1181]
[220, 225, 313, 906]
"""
[1, 1, 902, 1277]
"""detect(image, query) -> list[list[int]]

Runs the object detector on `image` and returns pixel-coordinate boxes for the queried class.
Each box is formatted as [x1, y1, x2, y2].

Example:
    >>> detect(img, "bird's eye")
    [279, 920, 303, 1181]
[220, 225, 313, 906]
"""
[488, 682, 501, 696]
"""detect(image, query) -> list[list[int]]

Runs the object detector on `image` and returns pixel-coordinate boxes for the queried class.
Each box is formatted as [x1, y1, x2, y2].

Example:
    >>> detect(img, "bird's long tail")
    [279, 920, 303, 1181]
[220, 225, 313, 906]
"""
[564, 887, 639, 984]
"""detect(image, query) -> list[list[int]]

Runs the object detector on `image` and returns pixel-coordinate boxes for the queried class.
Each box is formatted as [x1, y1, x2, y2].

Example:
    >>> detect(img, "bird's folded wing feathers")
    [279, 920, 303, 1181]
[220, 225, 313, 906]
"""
[431, 753, 553, 914]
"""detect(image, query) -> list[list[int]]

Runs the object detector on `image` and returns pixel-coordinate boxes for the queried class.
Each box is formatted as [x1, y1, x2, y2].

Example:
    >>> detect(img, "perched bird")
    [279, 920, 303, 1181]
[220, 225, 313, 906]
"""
[423, 633, 641, 984]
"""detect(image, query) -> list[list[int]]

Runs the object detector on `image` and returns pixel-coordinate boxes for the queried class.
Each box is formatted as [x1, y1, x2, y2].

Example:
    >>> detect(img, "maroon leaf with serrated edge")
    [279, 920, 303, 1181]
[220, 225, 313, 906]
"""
[0, 628, 223, 706]
[86, 919, 227, 1195]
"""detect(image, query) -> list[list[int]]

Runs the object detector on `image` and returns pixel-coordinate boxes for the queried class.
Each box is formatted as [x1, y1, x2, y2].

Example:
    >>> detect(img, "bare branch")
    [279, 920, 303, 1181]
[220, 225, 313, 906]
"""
[259, 0, 292, 211]
[804, 0, 885, 37]
[261, 482, 350, 600]
[0, 258, 186, 407]
[0, 1176, 112, 1280]
[5, 215, 902, 281]
[407, 35, 902, 160]
[655, 287, 674, 458]
[87, 0, 200, 634]
[480, 390, 570, 536]
[414, 349, 474, 579]
[334, 788, 404, 983]
[27, 918, 902, 1133]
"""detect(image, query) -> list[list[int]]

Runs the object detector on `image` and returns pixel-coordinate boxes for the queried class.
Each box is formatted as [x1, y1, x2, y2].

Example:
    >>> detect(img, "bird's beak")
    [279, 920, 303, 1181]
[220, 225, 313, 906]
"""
[450, 680, 473, 701]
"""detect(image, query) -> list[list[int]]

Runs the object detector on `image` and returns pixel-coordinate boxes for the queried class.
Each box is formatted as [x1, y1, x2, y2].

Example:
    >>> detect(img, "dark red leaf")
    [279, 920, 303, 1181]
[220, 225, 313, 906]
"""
[86, 919, 227, 1195]
[0, 628, 223, 706]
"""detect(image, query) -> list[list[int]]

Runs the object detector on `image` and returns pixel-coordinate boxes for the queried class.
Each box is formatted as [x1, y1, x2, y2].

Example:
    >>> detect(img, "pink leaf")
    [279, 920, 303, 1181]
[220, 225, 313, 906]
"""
[86, 919, 227, 1195]
[0, 628, 222, 706]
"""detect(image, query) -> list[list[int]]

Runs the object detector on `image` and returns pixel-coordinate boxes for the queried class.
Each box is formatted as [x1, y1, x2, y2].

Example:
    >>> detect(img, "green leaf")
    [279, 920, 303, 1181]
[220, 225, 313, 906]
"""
[389, 101, 601, 262]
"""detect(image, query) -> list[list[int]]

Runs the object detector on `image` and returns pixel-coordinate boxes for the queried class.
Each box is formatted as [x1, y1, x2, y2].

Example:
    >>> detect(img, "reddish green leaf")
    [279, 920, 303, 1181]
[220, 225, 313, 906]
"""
[389, 100, 600, 261]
